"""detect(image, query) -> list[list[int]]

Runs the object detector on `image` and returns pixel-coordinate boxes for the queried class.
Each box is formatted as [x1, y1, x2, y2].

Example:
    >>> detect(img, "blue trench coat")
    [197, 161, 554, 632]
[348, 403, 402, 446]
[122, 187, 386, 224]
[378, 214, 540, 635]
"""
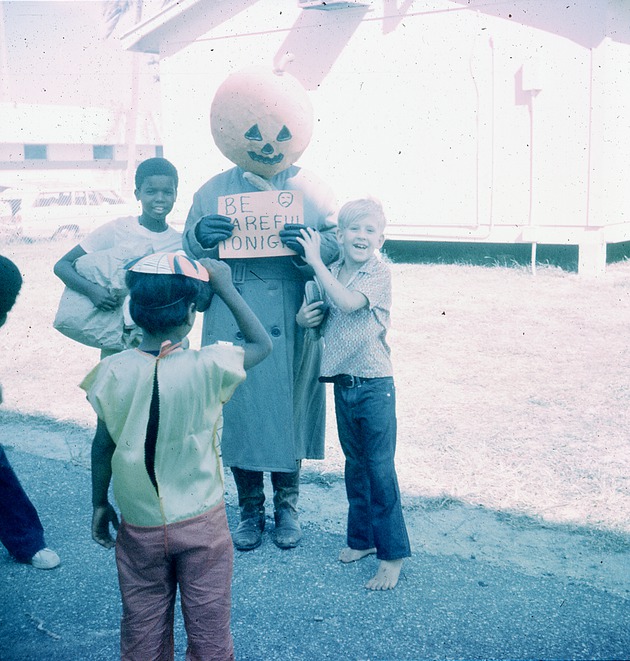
[183, 165, 338, 472]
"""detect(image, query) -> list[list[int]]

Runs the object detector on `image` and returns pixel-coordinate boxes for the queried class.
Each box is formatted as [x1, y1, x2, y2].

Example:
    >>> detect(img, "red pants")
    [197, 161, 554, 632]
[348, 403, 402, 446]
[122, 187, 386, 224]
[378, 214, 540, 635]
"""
[115, 502, 234, 661]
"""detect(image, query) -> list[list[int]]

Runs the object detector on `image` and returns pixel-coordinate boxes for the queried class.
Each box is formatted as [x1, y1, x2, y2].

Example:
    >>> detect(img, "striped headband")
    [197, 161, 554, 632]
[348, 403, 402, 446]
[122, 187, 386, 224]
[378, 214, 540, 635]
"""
[126, 251, 209, 282]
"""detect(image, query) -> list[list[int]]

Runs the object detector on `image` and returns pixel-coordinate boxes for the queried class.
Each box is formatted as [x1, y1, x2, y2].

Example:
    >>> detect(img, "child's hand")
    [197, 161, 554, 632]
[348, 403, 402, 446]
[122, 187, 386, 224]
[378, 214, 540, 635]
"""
[198, 258, 234, 297]
[92, 503, 119, 549]
[295, 228, 323, 267]
[296, 301, 325, 329]
[279, 223, 308, 257]
[88, 284, 123, 311]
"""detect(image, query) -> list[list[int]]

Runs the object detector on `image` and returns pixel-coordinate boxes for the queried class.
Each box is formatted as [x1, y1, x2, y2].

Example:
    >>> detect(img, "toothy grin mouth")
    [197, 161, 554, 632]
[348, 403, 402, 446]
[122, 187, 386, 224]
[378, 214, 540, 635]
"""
[248, 152, 284, 165]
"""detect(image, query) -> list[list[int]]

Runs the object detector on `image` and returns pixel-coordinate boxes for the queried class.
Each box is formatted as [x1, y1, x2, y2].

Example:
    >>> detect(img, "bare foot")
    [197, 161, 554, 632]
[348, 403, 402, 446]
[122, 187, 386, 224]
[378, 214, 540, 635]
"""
[365, 559, 404, 590]
[338, 547, 377, 563]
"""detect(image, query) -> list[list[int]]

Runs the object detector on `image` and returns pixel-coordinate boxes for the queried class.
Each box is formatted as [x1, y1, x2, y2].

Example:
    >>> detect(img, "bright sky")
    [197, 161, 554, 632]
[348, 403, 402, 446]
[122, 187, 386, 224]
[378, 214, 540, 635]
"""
[1, 0, 158, 109]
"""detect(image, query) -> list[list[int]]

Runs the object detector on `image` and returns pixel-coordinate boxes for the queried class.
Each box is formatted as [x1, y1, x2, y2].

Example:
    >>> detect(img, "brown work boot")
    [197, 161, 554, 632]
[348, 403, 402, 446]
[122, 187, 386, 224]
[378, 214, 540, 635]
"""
[271, 508, 302, 549]
[271, 466, 302, 549]
[232, 508, 265, 551]
[231, 467, 265, 551]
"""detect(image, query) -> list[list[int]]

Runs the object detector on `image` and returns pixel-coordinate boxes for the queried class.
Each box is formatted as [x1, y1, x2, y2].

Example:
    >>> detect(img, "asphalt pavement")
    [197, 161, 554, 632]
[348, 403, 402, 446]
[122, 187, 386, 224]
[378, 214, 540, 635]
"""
[1, 448, 629, 661]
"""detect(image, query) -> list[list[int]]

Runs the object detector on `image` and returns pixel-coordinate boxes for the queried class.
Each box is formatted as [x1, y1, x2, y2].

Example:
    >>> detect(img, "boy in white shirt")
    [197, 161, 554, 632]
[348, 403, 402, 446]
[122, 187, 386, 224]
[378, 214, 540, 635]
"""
[54, 157, 182, 320]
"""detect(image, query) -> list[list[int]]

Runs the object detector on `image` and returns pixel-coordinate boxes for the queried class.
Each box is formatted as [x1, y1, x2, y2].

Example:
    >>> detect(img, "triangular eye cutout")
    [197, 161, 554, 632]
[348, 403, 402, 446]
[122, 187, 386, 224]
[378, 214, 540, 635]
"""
[277, 125, 292, 142]
[244, 124, 263, 141]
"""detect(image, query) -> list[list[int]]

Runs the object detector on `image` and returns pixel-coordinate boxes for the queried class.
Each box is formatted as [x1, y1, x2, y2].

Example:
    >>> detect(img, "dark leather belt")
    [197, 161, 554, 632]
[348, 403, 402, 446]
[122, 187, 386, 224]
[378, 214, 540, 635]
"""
[319, 374, 372, 388]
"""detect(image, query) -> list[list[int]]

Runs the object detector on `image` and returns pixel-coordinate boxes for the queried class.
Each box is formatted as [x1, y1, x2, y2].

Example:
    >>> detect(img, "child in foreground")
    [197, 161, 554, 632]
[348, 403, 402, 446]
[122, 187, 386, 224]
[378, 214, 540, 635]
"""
[0, 256, 60, 570]
[81, 252, 271, 660]
[296, 198, 411, 590]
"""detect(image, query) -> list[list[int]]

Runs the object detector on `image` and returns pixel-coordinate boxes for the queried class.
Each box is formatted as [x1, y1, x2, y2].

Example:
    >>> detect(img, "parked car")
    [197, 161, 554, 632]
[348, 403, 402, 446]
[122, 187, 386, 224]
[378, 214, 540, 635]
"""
[0, 187, 138, 240]
[0, 200, 20, 239]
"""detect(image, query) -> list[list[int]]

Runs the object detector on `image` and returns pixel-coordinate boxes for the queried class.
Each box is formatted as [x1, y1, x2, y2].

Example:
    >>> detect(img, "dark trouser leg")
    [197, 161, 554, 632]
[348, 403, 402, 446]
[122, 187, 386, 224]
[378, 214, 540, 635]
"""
[0, 445, 46, 563]
[334, 379, 411, 561]
[230, 467, 265, 551]
[271, 463, 302, 549]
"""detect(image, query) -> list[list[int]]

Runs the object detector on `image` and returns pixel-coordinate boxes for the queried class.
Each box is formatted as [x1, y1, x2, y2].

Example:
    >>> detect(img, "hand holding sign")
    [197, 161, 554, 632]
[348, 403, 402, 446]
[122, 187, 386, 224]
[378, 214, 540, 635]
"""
[217, 191, 305, 258]
[279, 223, 309, 257]
[195, 214, 234, 249]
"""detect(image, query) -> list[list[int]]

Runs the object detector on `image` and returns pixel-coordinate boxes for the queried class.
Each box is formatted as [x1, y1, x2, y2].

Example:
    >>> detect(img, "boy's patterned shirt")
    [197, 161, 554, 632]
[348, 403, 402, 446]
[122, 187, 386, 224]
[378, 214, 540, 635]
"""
[320, 254, 393, 379]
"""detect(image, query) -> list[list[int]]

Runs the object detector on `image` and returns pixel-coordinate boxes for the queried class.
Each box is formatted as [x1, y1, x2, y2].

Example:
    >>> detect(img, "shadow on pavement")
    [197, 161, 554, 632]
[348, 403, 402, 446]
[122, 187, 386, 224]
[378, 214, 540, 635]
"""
[1, 446, 629, 661]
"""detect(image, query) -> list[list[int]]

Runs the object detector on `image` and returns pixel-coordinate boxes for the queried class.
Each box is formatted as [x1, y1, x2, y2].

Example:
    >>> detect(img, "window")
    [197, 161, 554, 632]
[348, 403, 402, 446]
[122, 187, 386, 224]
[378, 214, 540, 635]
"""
[24, 144, 47, 160]
[100, 190, 124, 204]
[93, 145, 114, 160]
[33, 193, 60, 208]
[33, 192, 74, 207]
[5, 198, 21, 214]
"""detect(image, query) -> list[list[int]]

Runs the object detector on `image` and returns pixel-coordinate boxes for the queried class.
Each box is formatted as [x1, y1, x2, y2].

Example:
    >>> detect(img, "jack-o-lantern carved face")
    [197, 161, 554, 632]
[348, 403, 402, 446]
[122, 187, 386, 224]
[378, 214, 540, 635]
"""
[211, 67, 314, 179]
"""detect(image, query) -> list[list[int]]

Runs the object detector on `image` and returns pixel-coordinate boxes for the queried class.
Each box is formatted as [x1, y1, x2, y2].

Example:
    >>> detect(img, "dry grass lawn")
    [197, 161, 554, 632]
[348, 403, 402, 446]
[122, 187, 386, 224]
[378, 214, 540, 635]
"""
[1, 238, 629, 534]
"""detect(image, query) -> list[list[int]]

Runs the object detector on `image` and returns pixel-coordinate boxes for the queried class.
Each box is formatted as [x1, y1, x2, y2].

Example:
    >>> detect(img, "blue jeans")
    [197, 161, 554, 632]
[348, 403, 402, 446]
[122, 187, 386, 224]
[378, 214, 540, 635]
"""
[0, 445, 46, 562]
[333, 377, 411, 561]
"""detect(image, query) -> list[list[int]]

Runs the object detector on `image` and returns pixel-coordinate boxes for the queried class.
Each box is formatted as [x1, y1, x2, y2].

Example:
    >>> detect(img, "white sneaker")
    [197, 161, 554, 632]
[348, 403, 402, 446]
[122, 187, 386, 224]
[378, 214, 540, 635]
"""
[30, 548, 60, 570]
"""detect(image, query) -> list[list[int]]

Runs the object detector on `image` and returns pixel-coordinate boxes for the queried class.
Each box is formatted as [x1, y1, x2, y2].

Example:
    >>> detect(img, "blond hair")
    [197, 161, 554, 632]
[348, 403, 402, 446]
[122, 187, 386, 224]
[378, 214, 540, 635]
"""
[337, 198, 387, 231]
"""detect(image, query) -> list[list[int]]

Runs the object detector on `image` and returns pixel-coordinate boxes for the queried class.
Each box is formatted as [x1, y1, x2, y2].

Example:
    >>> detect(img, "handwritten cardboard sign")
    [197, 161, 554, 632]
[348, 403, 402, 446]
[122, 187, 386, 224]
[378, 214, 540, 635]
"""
[217, 190, 303, 258]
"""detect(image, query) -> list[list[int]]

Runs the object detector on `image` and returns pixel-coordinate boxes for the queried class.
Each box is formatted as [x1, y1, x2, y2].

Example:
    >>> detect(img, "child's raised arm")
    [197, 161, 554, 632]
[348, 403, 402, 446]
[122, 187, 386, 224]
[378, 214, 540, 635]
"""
[199, 258, 272, 370]
[297, 228, 368, 314]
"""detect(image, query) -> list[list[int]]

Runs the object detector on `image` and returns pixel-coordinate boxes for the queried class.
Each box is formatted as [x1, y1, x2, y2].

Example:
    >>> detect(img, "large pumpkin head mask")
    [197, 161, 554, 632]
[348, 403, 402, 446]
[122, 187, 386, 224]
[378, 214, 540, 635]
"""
[210, 66, 314, 179]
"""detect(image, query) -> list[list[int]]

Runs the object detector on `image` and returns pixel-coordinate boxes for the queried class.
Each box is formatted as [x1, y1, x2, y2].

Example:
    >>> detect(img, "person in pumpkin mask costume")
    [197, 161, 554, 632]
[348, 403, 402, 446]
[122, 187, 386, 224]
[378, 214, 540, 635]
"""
[183, 66, 338, 550]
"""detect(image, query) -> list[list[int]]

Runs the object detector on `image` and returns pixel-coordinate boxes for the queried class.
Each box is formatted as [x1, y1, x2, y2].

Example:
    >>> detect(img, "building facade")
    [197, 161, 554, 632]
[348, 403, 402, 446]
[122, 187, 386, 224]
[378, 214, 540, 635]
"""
[0, 0, 163, 194]
[123, 0, 630, 273]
